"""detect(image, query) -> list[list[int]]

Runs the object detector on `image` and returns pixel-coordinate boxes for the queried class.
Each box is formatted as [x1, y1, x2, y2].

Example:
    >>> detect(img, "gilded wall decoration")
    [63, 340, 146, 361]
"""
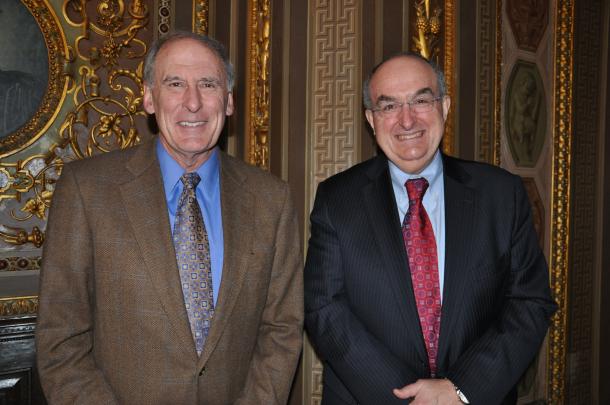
[548, 0, 574, 403]
[0, 1, 68, 261]
[411, 0, 442, 61]
[1, 0, 152, 317]
[60, 0, 150, 159]
[193, 0, 208, 35]
[494, 0, 502, 166]
[0, 296, 38, 317]
[0, 0, 68, 157]
[507, 0, 549, 52]
[157, 0, 173, 36]
[0, 257, 41, 272]
[442, 0, 456, 156]
[245, 0, 271, 170]
[505, 61, 546, 167]
[0, 0, 69, 257]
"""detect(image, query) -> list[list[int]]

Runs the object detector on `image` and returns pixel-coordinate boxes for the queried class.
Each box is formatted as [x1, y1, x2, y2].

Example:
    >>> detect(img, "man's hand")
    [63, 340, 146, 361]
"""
[393, 378, 462, 404]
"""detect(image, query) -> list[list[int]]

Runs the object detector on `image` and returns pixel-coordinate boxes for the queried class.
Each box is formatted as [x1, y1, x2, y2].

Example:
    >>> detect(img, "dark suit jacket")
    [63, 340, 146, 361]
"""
[304, 154, 557, 404]
[36, 140, 303, 404]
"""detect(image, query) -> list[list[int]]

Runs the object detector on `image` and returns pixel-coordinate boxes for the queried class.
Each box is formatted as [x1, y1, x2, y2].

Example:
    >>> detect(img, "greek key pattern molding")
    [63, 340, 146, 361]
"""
[476, 0, 500, 164]
[309, 0, 361, 197]
[306, 0, 362, 402]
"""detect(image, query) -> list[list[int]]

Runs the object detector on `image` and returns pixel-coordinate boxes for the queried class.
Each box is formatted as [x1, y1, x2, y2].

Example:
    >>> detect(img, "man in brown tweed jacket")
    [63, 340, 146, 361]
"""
[36, 31, 303, 404]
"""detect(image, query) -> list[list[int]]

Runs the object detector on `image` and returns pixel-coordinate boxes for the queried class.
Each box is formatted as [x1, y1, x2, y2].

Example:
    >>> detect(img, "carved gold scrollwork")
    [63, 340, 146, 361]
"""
[0, 0, 69, 247]
[60, 0, 149, 159]
[0, 152, 63, 247]
[412, 0, 443, 60]
[193, 0, 209, 35]
[0, 296, 39, 317]
[548, 0, 574, 403]
[442, 0, 455, 156]
[494, 0, 503, 166]
[0, 0, 149, 249]
[245, 0, 271, 170]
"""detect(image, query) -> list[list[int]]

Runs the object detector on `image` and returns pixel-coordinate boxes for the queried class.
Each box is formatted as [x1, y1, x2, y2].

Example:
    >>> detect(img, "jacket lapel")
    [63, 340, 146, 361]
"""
[361, 156, 429, 364]
[199, 152, 254, 367]
[120, 140, 195, 357]
[436, 156, 476, 367]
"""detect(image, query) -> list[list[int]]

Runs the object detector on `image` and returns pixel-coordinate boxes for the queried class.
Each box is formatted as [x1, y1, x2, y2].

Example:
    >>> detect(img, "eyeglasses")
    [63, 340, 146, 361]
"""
[370, 96, 442, 117]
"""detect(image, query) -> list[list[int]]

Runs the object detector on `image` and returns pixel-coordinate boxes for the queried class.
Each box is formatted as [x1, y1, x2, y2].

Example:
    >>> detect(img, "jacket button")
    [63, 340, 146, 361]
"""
[199, 367, 206, 376]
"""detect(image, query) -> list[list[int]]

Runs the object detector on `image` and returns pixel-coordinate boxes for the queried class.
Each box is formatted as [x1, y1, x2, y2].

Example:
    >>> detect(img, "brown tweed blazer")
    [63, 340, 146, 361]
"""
[36, 139, 303, 404]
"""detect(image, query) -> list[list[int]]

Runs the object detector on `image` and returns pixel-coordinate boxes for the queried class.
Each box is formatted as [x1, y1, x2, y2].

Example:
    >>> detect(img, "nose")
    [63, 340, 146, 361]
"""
[397, 103, 415, 128]
[182, 85, 202, 112]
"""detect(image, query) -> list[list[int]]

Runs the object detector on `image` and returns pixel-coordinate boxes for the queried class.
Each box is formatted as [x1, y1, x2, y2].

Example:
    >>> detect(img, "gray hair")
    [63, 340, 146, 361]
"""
[362, 52, 447, 110]
[143, 31, 235, 91]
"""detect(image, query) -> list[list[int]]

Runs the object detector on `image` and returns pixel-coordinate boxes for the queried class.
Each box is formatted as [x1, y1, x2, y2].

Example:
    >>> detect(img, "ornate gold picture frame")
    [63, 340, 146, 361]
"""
[0, 0, 68, 158]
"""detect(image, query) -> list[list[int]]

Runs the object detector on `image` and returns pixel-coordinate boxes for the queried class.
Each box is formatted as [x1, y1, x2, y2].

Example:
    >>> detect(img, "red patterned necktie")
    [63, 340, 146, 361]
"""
[173, 173, 214, 356]
[402, 178, 442, 377]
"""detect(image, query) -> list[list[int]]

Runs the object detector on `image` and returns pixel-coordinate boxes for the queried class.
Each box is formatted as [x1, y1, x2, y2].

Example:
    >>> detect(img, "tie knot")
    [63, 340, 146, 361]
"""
[180, 172, 201, 190]
[405, 178, 429, 202]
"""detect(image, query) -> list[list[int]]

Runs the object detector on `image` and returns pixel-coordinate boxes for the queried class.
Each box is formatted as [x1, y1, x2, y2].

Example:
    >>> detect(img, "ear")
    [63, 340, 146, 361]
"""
[143, 85, 155, 114]
[225, 92, 235, 116]
[442, 95, 451, 121]
[365, 109, 375, 134]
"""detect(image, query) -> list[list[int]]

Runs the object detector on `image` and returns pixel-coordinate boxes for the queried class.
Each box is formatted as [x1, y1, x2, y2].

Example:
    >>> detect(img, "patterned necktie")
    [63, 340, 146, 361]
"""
[402, 178, 442, 377]
[173, 172, 214, 356]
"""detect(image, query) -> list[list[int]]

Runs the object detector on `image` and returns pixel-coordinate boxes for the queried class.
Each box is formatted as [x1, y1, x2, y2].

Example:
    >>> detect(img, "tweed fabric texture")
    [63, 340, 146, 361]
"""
[36, 140, 304, 404]
[402, 178, 441, 377]
[174, 172, 214, 355]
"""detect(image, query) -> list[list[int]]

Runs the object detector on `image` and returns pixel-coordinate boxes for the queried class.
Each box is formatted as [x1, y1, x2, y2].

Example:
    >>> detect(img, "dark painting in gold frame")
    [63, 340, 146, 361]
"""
[0, 0, 68, 158]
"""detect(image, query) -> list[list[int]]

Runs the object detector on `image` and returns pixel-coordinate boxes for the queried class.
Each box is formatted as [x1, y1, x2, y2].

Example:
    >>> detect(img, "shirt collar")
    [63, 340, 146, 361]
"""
[156, 139, 220, 200]
[388, 150, 443, 193]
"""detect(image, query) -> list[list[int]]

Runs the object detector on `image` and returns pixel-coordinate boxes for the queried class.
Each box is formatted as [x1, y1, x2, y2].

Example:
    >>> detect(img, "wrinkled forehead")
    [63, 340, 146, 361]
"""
[155, 38, 224, 78]
[369, 56, 438, 98]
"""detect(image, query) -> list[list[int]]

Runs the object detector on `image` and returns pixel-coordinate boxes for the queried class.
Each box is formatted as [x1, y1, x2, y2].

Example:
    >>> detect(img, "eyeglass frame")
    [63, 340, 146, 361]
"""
[368, 94, 444, 116]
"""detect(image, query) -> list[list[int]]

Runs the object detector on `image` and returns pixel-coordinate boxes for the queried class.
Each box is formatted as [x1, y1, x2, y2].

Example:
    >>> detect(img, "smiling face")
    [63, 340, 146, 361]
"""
[143, 38, 234, 170]
[365, 56, 450, 174]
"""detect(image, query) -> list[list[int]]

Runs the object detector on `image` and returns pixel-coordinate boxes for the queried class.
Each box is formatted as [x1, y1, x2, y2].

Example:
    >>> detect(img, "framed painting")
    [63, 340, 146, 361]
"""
[0, 0, 67, 158]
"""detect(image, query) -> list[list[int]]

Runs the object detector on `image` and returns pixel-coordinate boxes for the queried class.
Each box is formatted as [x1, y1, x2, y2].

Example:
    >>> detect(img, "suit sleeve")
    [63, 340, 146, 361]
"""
[234, 185, 304, 405]
[445, 175, 557, 404]
[304, 182, 415, 404]
[36, 164, 119, 404]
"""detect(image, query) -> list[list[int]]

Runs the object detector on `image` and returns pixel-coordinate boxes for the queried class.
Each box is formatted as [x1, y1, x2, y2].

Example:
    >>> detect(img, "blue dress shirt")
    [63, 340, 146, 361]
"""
[157, 141, 224, 305]
[389, 150, 446, 301]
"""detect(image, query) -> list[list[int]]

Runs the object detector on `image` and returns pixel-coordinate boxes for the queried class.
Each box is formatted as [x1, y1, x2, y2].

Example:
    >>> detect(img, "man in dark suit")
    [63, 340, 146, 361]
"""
[304, 52, 557, 404]
[36, 32, 303, 404]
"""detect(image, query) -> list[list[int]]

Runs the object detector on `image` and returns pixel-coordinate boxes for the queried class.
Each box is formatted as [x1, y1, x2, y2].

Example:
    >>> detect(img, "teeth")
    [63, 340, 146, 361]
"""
[396, 132, 422, 140]
[178, 121, 205, 127]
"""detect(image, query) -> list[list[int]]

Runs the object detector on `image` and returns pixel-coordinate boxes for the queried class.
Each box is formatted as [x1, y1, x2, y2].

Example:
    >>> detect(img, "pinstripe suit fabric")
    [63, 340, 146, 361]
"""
[304, 154, 557, 404]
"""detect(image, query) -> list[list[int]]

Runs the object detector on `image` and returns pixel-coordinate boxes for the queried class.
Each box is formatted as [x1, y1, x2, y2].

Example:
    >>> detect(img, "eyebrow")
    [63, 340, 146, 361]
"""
[199, 77, 222, 85]
[161, 76, 222, 85]
[375, 87, 435, 103]
[162, 75, 184, 83]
